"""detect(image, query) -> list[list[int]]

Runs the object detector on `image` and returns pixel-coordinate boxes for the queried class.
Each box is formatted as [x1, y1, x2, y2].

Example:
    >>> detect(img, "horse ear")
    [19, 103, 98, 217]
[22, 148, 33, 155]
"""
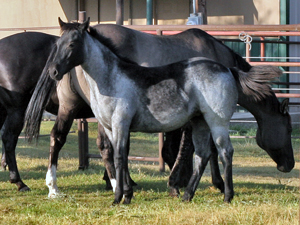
[280, 98, 289, 114]
[58, 17, 65, 28]
[80, 17, 90, 31]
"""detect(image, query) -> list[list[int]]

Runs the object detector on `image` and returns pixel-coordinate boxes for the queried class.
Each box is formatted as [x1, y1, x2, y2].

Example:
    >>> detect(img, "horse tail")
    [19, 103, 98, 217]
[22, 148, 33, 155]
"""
[230, 65, 282, 101]
[232, 52, 252, 72]
[24, 45, 57, 143]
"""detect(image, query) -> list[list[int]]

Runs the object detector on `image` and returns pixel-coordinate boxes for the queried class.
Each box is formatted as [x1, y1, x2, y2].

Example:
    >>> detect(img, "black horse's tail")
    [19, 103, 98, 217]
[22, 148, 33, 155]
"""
[24, 46, 57, 143]
[232, 51, 252, 72]
[230, 66, 282, 101]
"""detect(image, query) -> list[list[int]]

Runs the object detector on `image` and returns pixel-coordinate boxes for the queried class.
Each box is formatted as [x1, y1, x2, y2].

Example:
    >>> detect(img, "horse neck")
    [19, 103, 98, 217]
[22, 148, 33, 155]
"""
[82, 33, 120, 81]
[238, 93, 279, 125]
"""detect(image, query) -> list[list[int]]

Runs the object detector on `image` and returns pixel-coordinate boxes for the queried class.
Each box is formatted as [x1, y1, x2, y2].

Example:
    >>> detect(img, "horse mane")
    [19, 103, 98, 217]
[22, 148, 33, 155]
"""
[87, 26, 138, 65]
[230, 66, 282, 102]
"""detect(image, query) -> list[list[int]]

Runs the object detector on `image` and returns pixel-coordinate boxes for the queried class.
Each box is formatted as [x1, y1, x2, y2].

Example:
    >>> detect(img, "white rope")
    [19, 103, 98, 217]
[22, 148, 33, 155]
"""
[239, 32, 253, 51]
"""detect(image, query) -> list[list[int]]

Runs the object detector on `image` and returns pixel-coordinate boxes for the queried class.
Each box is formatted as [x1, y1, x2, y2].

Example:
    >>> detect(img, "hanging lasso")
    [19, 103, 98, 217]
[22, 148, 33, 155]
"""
[239, 32, 253, 51]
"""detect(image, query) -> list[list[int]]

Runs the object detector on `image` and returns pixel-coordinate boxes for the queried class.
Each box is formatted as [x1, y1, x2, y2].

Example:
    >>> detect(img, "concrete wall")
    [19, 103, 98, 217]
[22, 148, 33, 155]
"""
[0, 0, 281, 38]
[0, 0, 74, 38]
[207, 0, 280, 25]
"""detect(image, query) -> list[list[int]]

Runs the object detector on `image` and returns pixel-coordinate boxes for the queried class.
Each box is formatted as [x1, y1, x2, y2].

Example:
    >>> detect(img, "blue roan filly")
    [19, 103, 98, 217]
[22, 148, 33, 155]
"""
[47, 18, 279, 204]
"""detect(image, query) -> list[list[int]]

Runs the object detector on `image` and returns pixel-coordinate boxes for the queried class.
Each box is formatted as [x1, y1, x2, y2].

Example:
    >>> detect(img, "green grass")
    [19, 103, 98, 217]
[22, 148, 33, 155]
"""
[0, 121, 299, 225]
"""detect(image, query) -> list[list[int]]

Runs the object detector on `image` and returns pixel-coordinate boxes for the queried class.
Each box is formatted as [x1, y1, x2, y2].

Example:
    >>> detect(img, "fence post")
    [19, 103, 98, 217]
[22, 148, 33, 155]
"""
[78, 118, 89, 170]
[155, 28, 165, 172]
[158, 133, 165, 172]
[77, 11, 89, 170]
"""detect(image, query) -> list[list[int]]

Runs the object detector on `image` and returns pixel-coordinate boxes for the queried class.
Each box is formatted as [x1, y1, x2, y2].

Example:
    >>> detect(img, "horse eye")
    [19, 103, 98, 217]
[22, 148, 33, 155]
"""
[69, 43, 75, 48]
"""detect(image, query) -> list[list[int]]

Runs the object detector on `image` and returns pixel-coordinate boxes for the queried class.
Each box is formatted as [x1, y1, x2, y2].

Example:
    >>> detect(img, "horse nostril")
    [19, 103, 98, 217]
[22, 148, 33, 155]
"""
[53, 69, 58, 77]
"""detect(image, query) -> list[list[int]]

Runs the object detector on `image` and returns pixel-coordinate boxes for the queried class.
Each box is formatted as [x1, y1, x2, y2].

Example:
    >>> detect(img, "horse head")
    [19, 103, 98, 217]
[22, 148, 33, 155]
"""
[48, 18, 90, 81]
[232, 66, 295, 173]
[255, 98, 294, 172]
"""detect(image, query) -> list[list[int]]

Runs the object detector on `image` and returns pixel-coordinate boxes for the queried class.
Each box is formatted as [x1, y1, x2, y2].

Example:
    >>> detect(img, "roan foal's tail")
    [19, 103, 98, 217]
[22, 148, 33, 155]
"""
[24, 46, 57, 143]
[230, 66, 282, 101]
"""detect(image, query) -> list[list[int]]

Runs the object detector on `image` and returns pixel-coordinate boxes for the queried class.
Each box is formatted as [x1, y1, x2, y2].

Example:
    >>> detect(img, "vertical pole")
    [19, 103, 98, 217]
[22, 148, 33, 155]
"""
[116, 0, 124, 25]
[260, 37, 265, 61]
[198, 0, 207, 24]
[156, 29, 165, 172]
[78, 11, 86, 23]
[77, 10, 89, 170]
[158, 133, 165, 172]
[146, 0, 153, 25]
[78, 119, 89, 170]
[246, 36, 251, 62]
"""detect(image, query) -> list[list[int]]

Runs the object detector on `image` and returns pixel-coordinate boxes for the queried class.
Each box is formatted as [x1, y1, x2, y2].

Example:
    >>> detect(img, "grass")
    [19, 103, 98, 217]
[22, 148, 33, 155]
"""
[0, 121, 299, 225]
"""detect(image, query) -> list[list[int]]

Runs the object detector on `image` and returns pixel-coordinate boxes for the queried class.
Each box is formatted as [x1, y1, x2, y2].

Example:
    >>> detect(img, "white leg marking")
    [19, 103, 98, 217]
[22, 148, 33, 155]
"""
[46, 165, 60, 198]
[110, 179, 117, 193]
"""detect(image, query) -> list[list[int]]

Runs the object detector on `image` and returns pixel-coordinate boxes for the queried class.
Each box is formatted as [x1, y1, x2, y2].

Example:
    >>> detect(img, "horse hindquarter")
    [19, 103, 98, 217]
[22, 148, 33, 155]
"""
[185, 68, 238, 202]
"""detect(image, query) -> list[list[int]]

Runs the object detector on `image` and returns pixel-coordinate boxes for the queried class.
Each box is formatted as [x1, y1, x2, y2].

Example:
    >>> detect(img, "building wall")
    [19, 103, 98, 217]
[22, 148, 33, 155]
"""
[0, 0, 75, 39]
[0, 0, 281, 39]
[207, 0, 280, 25]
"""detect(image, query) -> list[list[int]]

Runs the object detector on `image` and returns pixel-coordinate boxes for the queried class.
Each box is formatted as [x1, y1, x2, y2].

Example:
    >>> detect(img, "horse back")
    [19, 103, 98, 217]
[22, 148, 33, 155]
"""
[0, 32, 58, 92]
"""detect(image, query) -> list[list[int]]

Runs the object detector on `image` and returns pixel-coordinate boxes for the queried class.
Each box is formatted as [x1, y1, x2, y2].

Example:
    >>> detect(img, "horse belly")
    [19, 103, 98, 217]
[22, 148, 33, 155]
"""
[131, 98, 195, 133]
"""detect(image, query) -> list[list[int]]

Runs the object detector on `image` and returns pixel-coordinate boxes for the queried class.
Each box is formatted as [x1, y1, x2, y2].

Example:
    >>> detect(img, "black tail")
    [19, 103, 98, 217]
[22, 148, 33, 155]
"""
[232, 51, 252, 72]
[24, 45, 57, 143]
[230, 66, 282, 102]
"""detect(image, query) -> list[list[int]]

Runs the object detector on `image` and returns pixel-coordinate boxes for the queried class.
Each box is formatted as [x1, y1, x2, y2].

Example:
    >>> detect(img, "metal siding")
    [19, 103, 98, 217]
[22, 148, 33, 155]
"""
[289, 0, 300, 111]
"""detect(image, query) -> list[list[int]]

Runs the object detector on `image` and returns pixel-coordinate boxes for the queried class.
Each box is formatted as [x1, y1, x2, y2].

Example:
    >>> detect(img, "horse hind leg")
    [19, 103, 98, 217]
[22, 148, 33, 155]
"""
[168, 123, 194, 197]
[0, 106, 7, 170]
[209, 125, 234, 203]
[182, 118, 211, 202]
[2, 109, 30, 191]
[209, 139, 225, 193]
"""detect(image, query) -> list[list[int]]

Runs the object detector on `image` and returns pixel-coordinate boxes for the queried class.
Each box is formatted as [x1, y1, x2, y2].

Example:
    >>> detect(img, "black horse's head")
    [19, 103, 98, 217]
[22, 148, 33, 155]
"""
[48, 18, 90, 81]
[256, 98, 294, 172]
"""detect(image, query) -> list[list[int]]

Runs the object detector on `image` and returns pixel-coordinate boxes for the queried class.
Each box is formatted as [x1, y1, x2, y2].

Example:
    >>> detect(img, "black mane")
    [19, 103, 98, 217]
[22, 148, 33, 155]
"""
[88, 26, 138, 65]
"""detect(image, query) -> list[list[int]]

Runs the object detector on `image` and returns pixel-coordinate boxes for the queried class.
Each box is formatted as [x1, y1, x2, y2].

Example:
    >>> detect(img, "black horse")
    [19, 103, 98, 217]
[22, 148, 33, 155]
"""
[0, 32, 58, 191]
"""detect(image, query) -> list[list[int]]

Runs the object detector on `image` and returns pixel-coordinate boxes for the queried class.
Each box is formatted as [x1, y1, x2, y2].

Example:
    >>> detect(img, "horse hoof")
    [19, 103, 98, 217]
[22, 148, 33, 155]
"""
[169, 187, 180, 198]
[224, 197, 233, 203]
[18, 186, 31, 192]
[182, 192, 193, 202]
[213, 181, 225, 193]
[112, 200, 120, 205]
[0, 162, 7, 171]
[123, 197, 132, 204]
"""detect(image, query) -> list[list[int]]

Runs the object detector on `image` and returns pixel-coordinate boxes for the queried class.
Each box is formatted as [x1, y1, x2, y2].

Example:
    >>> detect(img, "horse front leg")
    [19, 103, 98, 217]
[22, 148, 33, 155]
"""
[2, 110, 30, 191]
[182, 119, 211, 202]
[97, 123, 137, 192]
[108, 123, 133, 205]
[46, 111, 75, 198]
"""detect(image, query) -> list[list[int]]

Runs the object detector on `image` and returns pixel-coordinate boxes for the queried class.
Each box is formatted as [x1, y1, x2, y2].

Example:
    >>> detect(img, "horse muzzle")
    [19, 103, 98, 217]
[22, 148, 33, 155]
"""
[49, 66, 63, 81]
[277, 158, 295, 173]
